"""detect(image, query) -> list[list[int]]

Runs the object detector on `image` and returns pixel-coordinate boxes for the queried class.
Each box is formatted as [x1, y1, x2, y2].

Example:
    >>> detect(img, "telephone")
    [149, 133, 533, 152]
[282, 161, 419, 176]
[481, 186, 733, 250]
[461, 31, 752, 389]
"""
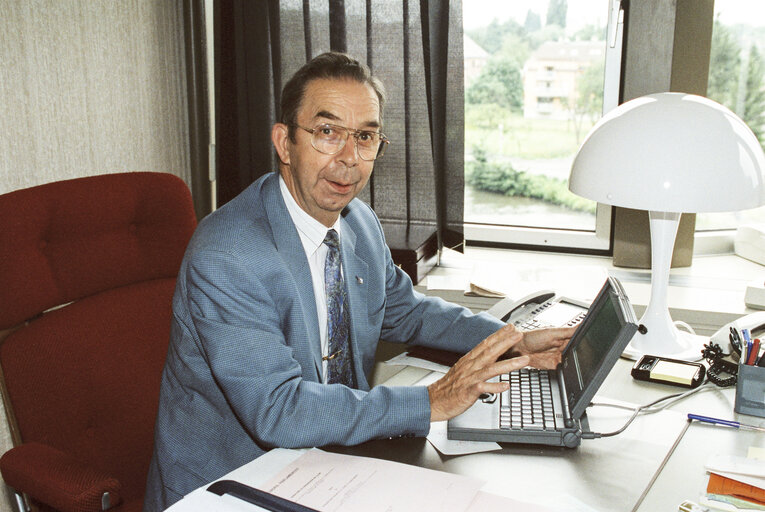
[709, 310, 765, 356]
[486, 290, 589, 330]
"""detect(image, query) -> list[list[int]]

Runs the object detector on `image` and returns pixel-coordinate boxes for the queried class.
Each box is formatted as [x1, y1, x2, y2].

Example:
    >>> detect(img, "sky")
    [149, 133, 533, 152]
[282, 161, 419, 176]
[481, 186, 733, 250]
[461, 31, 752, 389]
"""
[463, 0, 765, 31]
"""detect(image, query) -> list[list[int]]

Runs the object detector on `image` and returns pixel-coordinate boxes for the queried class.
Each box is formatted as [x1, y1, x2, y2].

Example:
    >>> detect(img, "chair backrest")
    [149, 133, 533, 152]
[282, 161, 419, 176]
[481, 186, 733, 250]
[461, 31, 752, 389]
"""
[0, 172, 196, 507]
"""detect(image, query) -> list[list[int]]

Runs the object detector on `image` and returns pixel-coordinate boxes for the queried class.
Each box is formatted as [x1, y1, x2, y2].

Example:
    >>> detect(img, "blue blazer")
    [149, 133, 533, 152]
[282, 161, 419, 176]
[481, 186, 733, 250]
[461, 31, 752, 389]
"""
[143, 172, 503, 510]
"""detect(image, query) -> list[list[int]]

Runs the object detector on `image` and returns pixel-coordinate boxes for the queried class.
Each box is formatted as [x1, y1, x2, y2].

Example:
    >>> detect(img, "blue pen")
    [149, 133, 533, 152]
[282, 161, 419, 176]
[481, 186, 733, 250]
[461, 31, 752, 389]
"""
[688, 414, 765, 432]
[742, 328, 752, 363]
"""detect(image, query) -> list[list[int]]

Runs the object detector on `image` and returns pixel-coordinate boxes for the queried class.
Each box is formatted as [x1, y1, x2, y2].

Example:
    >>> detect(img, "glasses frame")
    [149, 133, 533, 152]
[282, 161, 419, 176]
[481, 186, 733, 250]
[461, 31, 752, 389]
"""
[294, 123, 390, 161]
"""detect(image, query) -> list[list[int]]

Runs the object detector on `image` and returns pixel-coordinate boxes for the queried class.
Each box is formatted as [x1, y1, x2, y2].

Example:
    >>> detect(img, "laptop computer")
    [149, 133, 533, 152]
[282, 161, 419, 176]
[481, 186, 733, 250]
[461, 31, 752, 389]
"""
[447, 276, 638, 448]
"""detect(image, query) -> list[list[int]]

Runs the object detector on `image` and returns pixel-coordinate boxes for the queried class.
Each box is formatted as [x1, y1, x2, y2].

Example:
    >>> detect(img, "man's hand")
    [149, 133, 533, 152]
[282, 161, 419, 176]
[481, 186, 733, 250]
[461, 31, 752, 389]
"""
[509, 325, 576, 369]
[427, 324, 575, 422]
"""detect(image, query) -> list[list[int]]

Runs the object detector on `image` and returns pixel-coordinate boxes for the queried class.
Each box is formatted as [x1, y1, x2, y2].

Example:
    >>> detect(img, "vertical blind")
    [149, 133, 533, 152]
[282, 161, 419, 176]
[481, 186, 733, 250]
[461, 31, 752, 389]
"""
[214, 0, 465, 253]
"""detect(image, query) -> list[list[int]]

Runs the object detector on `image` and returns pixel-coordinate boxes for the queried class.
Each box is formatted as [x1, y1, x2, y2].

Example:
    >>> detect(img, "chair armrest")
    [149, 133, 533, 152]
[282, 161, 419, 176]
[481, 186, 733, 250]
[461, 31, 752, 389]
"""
[0, 442, 122, 512]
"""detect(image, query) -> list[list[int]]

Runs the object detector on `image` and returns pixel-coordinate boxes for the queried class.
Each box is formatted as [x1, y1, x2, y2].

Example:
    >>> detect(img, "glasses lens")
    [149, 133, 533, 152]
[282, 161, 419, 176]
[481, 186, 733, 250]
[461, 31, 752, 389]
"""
[356, 131, 382, 161]
[311, 125, 345, 155]
[308, 124, 386, 161]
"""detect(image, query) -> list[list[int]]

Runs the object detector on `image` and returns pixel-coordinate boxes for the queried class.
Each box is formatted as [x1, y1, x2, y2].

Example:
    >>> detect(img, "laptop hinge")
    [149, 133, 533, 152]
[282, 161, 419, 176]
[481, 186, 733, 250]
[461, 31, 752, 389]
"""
[556, 366, 575, 428]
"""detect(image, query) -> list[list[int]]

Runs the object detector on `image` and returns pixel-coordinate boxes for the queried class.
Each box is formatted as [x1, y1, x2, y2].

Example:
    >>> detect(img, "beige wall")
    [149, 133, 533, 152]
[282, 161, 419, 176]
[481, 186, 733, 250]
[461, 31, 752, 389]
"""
[0, 1, 189, 509]
[0, 0, 190, 196]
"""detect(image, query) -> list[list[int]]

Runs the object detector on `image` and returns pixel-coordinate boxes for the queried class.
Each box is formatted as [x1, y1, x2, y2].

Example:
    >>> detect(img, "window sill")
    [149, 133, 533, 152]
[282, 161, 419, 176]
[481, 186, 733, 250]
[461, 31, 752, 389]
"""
[418, 247, 765, 336]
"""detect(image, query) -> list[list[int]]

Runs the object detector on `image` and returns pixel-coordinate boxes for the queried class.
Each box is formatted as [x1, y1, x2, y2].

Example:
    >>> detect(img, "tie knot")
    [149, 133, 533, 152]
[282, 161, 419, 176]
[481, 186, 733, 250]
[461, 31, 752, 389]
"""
[323, 229, 340, 250]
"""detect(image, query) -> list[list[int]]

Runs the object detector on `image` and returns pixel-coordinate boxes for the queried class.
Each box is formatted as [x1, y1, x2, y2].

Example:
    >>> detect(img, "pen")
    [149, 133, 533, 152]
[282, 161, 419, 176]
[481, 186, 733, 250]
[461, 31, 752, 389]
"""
[739, 328, 750, 364]
[207, 480, 320, 512]
[747, 338, 761, 365]
[687, 414, 765, 433]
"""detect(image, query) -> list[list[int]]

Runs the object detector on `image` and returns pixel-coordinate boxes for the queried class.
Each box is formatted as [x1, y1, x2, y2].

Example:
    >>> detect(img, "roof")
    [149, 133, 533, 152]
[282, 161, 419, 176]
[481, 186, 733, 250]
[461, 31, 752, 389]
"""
[464, 35, 489, 59]
[529, 41, 605, 62]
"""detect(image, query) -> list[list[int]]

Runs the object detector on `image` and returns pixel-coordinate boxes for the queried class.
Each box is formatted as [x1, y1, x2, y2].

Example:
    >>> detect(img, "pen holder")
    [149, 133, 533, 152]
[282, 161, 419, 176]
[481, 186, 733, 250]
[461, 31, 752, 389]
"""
[734, 362, 765, 418]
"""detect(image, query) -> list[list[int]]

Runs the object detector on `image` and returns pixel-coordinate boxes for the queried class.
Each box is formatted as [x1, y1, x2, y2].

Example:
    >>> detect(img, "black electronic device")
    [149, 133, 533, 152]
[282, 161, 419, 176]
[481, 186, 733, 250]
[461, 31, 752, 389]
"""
[631, 355, 706, 388]
[448, 277, 638, 448]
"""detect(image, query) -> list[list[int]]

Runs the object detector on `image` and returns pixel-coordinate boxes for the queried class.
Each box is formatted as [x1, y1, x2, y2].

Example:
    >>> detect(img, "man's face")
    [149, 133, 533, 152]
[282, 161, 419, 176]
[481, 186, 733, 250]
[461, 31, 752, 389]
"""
[273, 78, 381, 227]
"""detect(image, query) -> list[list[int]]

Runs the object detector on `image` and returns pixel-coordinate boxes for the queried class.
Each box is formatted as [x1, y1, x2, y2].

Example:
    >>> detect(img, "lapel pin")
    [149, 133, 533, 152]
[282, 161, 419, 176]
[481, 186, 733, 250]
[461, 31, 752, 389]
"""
[356, 276, 363, 284]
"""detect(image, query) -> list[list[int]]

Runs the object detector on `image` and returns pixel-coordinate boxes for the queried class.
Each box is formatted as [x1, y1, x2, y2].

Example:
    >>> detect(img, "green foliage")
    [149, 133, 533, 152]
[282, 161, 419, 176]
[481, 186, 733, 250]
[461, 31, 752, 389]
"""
[499, 33, 532, 67]
[528, 24, 565, 49]
[466, 18, 526, 55]
[546, 0, 568, 28]
[575, 60, 605, 118]
[708, 19, 742, 109]
[466, 147, 595, 214]
[573, 24, 606, 41]
[524, 10, 541, 33]
[465, 57, 523, 112]
[743, 45, 765, 149]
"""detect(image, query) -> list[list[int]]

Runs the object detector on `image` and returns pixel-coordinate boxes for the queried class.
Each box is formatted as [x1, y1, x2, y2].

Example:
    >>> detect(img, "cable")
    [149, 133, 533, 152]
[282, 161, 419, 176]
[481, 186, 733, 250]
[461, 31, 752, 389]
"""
[582, 382, 714, 438]
[673, 320, 697, 336]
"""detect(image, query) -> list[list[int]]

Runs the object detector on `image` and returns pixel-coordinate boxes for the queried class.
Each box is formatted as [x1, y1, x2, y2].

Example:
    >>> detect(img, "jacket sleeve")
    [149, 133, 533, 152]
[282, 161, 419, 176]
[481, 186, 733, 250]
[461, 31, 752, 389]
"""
[182, 248, 432, 450]
[366, 222, 505, 354]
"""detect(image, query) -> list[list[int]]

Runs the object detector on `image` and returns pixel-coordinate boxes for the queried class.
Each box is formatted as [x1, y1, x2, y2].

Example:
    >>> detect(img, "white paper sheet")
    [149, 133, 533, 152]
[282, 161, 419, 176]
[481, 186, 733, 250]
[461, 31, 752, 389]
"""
[261, 449, 484, 512]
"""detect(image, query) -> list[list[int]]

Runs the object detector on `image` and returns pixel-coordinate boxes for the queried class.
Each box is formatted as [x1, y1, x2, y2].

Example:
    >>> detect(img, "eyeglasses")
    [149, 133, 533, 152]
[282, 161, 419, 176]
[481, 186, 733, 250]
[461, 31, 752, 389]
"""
[295, 123, 389, 161]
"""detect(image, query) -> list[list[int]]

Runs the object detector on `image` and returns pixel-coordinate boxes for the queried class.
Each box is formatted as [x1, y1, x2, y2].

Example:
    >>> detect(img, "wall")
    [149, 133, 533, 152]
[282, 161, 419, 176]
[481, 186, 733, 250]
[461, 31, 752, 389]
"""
[0, 0, 190, 195]
[0, 1, 189, 510]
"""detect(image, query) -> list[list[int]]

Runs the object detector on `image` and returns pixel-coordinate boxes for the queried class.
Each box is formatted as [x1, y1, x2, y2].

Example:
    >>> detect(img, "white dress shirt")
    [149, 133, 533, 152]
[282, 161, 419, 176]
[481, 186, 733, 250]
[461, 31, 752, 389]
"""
[279, 175, 341, 382]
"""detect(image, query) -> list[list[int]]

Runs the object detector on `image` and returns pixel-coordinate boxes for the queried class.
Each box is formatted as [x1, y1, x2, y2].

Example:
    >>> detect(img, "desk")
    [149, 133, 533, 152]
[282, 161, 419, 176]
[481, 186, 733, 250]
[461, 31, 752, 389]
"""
[170, 249, 765, 511]
[169, 358, 764, 512]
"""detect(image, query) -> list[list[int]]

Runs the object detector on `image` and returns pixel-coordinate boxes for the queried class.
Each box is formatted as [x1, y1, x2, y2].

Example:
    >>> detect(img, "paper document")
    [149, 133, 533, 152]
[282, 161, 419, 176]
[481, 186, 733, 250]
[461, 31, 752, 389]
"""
[262, 449, 483, 512]
[384, 351, 450, 373]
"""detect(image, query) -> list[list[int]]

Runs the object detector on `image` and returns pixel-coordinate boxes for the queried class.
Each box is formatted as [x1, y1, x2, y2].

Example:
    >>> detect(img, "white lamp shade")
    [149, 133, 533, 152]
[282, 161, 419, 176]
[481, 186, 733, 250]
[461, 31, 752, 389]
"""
[569, 93, 765, 213]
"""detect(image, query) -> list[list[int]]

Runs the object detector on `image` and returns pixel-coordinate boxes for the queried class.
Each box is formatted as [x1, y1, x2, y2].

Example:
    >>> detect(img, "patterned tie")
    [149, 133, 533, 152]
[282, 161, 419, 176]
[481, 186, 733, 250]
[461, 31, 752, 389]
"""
[323, 229, 355, 387]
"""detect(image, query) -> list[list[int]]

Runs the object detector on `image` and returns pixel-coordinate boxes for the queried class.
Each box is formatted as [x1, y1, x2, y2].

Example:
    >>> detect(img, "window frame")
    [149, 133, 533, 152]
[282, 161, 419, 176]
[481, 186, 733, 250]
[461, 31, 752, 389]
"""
[463, 0, 624, 254]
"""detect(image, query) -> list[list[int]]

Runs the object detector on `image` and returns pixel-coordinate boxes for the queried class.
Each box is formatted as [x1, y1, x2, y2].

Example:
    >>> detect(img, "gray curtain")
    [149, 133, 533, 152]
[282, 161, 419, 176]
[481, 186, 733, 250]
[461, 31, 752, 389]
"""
[214, 0, 465, 253]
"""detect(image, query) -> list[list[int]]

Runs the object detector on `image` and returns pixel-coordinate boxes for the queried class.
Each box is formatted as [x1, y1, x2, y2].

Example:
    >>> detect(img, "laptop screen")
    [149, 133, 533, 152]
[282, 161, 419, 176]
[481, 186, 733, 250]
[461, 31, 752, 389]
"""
[560, 278, 637, 419]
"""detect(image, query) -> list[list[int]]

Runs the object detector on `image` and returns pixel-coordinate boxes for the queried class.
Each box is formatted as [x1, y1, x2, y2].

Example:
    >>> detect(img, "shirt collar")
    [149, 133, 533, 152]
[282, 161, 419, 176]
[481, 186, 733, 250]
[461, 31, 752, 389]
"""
[279, 175, 341, 255]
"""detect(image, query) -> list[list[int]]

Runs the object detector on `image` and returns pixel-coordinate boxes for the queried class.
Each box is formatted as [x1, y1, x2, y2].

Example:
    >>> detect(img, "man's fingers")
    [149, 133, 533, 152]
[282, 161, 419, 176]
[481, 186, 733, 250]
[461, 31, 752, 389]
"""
[468, 324, 523, 362]
[480, 380, 511, 395]
[475, 355, 530, 383]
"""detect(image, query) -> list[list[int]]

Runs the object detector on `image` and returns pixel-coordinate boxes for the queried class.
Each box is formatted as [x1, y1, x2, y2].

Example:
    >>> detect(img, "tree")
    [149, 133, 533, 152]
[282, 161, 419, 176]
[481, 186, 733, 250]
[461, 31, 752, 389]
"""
[499, 32, 531, 68]
[707, 18, 741, 110]
[742, 45, 765, 149]
[573, 24, 606, 42]
[465, 57, 523, 112]
[524, 10, 541, 33]
[569, 61, 605, 143]
[467, 18, 526, 55]
[546, 0, 567, 28]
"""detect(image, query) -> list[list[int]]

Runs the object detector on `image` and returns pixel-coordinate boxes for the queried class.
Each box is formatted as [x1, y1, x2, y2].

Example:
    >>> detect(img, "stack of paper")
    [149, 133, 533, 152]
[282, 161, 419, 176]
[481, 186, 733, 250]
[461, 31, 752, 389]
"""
[702, 453, 765, 510]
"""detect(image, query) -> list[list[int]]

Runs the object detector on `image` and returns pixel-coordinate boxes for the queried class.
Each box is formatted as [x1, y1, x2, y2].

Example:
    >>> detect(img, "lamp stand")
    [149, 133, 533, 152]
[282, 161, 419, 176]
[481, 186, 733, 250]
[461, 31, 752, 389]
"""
[622, 211, 706, 361]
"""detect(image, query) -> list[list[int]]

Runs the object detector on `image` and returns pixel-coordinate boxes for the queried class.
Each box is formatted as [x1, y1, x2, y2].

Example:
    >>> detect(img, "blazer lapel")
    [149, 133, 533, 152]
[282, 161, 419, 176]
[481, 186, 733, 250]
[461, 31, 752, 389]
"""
[261, 174, 323, 379]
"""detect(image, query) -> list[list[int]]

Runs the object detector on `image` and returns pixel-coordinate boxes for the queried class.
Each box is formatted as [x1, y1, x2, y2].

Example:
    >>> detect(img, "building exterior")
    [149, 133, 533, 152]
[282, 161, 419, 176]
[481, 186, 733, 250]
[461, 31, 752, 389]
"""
[523, 41, 604, 119]
[464, 34, 489, 85]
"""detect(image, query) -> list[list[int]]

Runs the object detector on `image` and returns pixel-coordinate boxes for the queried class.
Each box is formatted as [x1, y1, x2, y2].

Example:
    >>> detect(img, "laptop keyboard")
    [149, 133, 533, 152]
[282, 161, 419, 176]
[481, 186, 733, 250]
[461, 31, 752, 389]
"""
[499, 368, 557, 430]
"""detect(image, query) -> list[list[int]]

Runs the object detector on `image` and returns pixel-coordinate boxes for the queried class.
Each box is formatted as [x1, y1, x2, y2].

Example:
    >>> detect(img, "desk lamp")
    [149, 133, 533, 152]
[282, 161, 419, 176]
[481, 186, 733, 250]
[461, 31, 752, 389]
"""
[569, 92, 765, 360]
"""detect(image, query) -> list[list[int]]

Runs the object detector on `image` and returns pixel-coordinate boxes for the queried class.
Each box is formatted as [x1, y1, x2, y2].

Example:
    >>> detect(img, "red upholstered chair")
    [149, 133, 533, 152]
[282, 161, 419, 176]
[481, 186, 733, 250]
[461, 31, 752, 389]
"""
[0, 173, 197, 512]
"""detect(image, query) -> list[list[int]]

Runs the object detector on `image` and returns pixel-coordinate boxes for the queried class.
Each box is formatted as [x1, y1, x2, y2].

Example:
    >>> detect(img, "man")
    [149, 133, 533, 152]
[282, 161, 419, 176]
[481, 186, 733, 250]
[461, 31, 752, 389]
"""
[144, 52, 573, 510]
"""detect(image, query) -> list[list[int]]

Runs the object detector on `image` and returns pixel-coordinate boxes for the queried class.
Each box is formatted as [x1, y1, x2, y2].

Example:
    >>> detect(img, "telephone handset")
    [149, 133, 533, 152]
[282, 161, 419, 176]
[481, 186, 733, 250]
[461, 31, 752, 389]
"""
[710, 310, 765, 356]
[486, 290, 589, 330]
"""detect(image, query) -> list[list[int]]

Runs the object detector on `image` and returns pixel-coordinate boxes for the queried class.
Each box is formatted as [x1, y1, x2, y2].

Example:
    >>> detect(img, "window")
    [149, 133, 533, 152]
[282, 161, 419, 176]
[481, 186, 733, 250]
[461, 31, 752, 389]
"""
[462, 0, 620, 251]
[463, 1, 765, 255]
[698, 1, 765, 233]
